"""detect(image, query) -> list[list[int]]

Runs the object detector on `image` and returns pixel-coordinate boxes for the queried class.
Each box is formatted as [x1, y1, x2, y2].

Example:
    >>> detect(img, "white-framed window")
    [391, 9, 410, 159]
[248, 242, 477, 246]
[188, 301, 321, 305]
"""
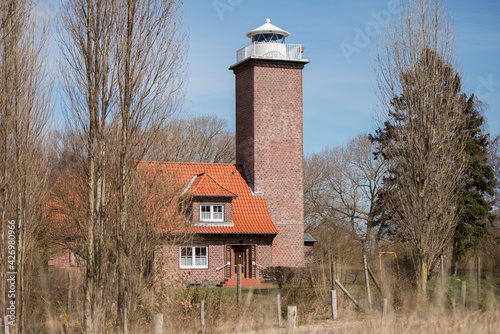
[200, 205, 224, 222]
[179, 246, 208, 269]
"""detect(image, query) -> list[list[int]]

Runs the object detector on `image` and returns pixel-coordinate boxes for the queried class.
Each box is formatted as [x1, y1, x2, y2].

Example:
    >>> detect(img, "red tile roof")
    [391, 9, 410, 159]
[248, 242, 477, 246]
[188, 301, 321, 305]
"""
[139, 162, 278, 235]
[185, 172, 238, 197]
[46, 163, 278, 236]
[45, 174, 87, 236]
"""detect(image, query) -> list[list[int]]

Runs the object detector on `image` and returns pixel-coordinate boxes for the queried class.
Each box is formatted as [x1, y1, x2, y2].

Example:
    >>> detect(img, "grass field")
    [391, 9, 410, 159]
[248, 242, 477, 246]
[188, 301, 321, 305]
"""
[35, 269, 500, 333]
[147, 275, 500, 333]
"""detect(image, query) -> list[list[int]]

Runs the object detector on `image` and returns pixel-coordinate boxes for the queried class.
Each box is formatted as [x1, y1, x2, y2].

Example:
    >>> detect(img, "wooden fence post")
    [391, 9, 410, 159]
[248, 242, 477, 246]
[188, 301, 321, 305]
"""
[331, 289, 338, 320]
[124, 308, 129, 334]
[381, 298, 387, 326]
[477, 256, 481, 308]
[440, 255, 445, 291]
[286, 306, 297, 333]
[277, 293, 282, 327]
[331, 261, 336, 291]
[2, 315, 10, 334]
[153, 314, 163, 334]
[237, 264, 242, 303]
[200, 300, 205, 333]
[362, 255, 372, 308]
[68, 271, 72, 314]
[335, 280, 360, 308]
[461, 281, 466, 308]
[367, 266, 383, 296]
[331, 260, 338, 319]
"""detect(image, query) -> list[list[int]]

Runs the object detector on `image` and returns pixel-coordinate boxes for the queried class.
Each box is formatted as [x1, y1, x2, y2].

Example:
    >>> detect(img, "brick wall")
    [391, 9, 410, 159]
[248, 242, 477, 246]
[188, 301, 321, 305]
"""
[232, 58, 307, 267]
[48, 249, 85, 269]
[271, 225, 304, 267]
[234, 61, 255, 179]
[191, 197, 233, 222]
[48, 250, 72, 268]
[156, 234, 274, 285]
[304, 243, 314, 266]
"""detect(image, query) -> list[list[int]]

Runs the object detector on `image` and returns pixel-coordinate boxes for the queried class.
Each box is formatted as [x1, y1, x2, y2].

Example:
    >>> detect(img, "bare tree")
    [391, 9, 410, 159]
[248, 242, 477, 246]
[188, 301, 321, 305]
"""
[304, 134, 386, 265]
[146, 114, 235, 163]
[371, 0, 467, 297]
[326, 135, 386, 253]
[112, 0, 187, 330]
[0, 1, 51, 332]
[59, 0, 116, 331]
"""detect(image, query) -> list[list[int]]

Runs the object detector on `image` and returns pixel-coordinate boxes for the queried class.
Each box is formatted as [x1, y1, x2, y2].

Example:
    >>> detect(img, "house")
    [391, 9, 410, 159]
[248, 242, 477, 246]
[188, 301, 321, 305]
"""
[47, 19, 316, 287]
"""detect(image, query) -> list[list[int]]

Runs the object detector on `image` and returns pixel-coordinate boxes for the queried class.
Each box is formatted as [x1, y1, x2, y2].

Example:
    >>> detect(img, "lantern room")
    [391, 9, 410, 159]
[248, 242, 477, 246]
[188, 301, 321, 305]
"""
[246, 18, 290, 43]
[234, 19, 304, 64]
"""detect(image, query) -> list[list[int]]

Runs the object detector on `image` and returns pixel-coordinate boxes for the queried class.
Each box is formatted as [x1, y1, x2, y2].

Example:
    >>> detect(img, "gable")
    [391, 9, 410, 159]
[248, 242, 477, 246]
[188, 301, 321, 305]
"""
[183, 172, 237, 198]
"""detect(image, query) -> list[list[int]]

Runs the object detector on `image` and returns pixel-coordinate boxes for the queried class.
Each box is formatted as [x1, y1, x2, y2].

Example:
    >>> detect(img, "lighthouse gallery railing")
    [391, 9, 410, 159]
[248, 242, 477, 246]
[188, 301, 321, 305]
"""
[236, 42, 303, 63]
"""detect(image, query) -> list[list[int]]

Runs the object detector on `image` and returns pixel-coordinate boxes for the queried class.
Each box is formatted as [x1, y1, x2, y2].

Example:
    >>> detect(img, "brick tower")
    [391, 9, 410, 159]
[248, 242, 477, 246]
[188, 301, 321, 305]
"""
[230, 19, 308, 267]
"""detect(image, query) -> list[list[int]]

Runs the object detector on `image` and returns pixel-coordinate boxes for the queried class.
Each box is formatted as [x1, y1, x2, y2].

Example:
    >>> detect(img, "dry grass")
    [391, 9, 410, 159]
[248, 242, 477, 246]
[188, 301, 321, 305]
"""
[340, 308, 500, 334]
[155, 294, 500, 334]
[26, 264, 500, 333]
[157, 288, 279, 333]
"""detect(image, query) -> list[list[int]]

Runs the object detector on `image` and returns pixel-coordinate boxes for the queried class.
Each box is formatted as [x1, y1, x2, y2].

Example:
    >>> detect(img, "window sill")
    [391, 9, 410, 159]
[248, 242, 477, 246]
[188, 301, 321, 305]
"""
[179, 266, 209, 270]
[192, 221, 234, 227]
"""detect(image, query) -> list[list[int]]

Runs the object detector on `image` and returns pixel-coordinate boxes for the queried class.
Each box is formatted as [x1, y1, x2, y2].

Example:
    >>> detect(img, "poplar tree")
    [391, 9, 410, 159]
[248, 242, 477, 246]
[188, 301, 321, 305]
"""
[371, 0, 467, 297]
[60, 1, 116, 331]
[60, 0, 186, 331]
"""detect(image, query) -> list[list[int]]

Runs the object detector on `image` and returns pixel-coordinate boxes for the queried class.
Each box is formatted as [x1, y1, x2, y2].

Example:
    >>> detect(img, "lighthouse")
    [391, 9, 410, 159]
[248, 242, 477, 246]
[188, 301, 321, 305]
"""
[230, 19, 308, 267]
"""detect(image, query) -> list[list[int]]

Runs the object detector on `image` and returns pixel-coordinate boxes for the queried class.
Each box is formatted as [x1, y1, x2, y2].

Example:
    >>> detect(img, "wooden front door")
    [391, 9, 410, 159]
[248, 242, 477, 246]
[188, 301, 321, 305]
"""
[233, 246, 246, 278]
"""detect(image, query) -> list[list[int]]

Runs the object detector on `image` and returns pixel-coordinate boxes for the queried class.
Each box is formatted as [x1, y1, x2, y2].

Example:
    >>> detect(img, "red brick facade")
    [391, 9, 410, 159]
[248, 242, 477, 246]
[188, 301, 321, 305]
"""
[191, 197, 233, 223]
[47, 249, 83, 269]
[231, 58, 308, 267]
[156, 235, 274, 285]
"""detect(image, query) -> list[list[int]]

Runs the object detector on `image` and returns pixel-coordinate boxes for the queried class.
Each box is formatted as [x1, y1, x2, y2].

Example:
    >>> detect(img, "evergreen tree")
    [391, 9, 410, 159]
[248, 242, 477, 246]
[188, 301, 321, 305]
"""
[451, 95, 496, 274]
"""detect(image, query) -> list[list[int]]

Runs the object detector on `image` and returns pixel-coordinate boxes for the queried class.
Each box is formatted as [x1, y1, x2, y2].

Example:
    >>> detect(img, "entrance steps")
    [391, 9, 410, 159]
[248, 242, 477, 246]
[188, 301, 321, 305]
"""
[216, 278, 274, 288]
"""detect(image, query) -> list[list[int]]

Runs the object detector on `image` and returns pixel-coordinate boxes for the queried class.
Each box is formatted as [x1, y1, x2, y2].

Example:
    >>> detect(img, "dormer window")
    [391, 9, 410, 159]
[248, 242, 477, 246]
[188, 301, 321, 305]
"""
[200, 205, 224, 222]
[181, 172, 236, 226]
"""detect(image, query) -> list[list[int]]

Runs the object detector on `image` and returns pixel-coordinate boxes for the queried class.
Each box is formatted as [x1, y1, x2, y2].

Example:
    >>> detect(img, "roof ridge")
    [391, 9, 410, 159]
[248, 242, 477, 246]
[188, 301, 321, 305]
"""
[139, 161, 238, 167]
[187, 172, 206, 194]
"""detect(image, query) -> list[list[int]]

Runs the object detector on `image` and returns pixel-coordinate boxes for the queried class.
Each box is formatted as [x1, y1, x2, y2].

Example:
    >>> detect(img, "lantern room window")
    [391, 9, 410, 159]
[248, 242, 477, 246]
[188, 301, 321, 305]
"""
[251, 33, 285, 43]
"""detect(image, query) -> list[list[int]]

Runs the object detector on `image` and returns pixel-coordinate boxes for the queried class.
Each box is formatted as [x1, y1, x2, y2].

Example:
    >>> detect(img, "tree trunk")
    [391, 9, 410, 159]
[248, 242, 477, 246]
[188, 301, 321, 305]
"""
[450, 248, 458, 276]
[117, 1, 134, 330]
[417, 260, 428, 300]
[85, 126, 96, 333]
[0, 92, 8, 314]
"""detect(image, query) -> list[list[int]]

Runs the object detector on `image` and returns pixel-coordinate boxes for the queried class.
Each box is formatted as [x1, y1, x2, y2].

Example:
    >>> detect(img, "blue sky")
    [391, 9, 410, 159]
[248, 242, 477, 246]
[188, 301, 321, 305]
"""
[183, 0, 500, 153]
[41, 0, 500, 154]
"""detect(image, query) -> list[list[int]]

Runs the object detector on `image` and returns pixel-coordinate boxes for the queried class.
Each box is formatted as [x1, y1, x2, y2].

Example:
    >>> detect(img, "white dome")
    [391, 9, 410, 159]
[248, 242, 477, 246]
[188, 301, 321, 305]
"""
[246, 18, 290, 38]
